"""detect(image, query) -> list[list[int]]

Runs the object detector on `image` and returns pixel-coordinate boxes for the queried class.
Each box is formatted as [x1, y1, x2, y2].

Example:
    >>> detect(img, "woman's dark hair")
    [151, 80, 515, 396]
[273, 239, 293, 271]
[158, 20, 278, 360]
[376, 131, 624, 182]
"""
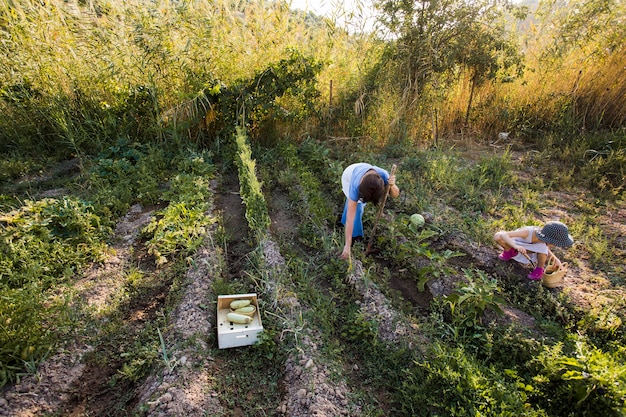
[358, 172, 385, 204]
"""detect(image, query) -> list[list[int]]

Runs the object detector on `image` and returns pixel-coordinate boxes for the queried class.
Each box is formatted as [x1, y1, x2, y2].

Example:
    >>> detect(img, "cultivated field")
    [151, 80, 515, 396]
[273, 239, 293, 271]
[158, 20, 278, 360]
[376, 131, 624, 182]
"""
[1, 132, 625, 416]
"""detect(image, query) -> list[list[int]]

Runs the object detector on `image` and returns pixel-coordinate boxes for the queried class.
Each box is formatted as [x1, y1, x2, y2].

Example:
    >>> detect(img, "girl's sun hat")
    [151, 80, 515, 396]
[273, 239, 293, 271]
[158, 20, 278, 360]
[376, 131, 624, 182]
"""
[536, 221, 574, 248]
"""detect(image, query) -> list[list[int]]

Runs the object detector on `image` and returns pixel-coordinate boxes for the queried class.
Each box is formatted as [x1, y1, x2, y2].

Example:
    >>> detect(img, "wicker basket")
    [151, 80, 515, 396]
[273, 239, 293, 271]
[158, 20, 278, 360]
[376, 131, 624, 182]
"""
[542, 256, 567, 288]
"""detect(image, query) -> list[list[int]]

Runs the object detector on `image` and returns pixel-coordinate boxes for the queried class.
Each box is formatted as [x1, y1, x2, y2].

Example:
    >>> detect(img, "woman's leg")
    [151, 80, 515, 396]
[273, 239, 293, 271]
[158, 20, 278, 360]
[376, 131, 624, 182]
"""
[353, 201, 364, 237]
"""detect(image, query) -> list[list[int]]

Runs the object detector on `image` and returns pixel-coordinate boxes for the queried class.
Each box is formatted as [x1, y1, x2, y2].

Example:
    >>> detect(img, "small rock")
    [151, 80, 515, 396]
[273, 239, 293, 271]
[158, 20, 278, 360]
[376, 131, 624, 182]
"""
[158, 392, 173, 403]
[15, 384, 31, 393]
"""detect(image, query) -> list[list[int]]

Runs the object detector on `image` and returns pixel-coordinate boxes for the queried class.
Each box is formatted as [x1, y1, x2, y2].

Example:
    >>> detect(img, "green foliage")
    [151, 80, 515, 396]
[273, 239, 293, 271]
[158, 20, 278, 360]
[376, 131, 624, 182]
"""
[234, 127, 271, 240]
[273, 141, 337, 236]
[577, 133, 626, 198]
[171, 150, 216, 178]
[0, 81, 161, 157]
[398, 149, 516, 223]
[116, 336, 160, 383]
[0, 154, 47, 185]
[410, 247, 462, 292]
[0, 0, 332, 155]
[0, 197, 110, 387]
[529, 340, 626, 415]
[444, 269, 506, 328]
[161, 49, 323, 146]
[0, 285, 68, 388]
[531, 132, 626, 199]
[0, 0, 624, 412]
[0, 197, 110, 289]
[418, 149, 514, 213]
[398, 343, 541, 416]
[477, 326, 544, 370]
[237, 49, 322, 139]
[278, 149, 336, 248]
[252, 328, 279, 361]
[377, 215, 462, 291]
[86, 139, 170, 218]
[578, 304, 625, 348]
[341, 311, 378, 343]
[368, 0, 525, 135]
[540, 0, 625, 60]
[142, 200, 215, 266]
[142, 152, 216, 266]
[296, 137, 341, 188]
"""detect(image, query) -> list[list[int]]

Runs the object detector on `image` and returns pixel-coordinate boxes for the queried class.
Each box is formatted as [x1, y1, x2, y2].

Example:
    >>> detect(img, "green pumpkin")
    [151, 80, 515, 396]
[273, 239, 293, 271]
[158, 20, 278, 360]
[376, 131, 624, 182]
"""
[410, 213, 425, 227]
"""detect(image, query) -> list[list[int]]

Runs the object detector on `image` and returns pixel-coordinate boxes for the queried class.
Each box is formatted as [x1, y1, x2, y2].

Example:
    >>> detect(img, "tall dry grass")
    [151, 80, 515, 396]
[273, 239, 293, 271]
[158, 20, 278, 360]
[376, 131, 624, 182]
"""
[464, 43, 626, 140]
[575, 46, 626, 129]
[350, 0, 626, 148]
[0, 0, 377, 154]
[443, 0, 626, 140]
[1, 0, 623, 154]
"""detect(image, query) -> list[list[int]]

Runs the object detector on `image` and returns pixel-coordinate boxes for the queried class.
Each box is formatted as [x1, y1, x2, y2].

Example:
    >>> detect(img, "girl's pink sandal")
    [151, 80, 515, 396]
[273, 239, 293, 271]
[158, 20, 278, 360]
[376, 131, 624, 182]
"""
[498, 248, 518, 261]
[527, 267, 545, 281]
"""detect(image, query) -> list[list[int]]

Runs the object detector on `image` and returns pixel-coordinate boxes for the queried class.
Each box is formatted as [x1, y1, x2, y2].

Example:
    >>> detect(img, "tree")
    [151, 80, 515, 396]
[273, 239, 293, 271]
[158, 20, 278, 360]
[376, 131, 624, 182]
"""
[373, 0, 525, 125]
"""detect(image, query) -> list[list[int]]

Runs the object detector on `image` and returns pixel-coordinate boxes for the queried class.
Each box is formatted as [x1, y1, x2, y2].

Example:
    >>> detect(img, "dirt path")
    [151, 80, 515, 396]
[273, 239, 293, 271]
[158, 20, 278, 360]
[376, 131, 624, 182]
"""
[260, 240, 356, 417]
[134, 178, 224, 417]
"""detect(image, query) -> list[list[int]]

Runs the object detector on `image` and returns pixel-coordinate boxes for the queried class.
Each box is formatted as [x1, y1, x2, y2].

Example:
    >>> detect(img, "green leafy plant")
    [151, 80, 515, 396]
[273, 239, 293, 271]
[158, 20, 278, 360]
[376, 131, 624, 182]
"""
[530, 339, 626, 415]
[0, 196, 110, 386]
[141, 149, 216, 266]
[444, 269, 505, 328]
[341, 311, 378, 343]
[143, 200, 215, 266]
[398, 342, 537, 416]
[415, 248, 464, 292]
[0, 197, 110, 289]
[87, 139, 169, 217]
[157, 327, 175, 371]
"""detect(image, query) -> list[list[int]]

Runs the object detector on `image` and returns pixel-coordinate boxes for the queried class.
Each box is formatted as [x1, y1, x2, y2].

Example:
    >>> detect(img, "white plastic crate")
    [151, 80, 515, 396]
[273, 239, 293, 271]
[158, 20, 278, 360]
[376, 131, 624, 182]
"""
[217, 293, 263, 349]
